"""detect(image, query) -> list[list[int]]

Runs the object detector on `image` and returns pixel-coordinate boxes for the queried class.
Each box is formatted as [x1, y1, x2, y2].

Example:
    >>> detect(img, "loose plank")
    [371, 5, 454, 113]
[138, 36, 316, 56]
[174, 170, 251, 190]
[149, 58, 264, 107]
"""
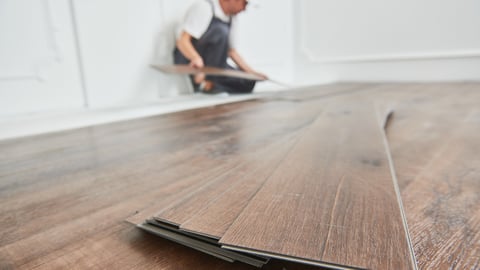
[154, 133, 299, 229]
[178, 133, 297, 239]
[152, 102, 324, 233]
[152, 64, 266, 81]
[220, 101, 416, 269]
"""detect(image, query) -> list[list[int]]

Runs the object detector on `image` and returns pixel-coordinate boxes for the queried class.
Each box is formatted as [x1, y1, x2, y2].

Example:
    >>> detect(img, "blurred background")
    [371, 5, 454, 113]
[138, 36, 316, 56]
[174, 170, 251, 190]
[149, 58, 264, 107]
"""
[1, 0, 479, 117]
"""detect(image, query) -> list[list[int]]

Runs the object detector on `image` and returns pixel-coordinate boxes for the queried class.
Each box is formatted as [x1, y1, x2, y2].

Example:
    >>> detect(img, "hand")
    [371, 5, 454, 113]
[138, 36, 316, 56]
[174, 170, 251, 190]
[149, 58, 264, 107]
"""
[189, 56, 204, 68]
[251, 71, 268, 80]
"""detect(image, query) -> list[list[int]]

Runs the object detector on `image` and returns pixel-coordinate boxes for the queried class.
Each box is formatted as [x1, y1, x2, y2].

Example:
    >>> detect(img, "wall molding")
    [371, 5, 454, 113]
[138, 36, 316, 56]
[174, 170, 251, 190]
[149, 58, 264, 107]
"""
[301, 47, 480, 64]
[44, 0, 63, 63]
[0, 75, 39, 81]
[298, 1, 480, 64]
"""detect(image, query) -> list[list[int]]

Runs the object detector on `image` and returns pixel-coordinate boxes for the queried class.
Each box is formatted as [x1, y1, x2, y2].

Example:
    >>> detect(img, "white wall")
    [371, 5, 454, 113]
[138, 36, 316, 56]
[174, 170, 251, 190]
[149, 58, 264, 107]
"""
[72, 0, 170, 108]
[236, 0, 294, 88]
[0, 0, 85, 116]
[2, 0, 480, 118]
[293, 0, 480, 83]
[157, 0, 295, 91]
[0, 0, 293, 116]
[72, 0, 294, 108]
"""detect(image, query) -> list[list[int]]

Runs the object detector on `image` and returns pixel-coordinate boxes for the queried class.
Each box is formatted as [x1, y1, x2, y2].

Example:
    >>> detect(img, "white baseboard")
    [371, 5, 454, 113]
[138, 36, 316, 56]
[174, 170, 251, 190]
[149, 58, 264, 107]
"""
[0, 94, 258, 141]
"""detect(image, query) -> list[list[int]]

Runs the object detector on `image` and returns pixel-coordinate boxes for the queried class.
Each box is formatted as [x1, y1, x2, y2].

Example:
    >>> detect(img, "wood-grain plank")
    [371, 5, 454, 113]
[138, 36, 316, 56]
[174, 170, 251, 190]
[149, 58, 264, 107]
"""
[154, 132, 299, 229]
[13, 222, 321, 270]
[151, 101, 325, 232]
[178, 133, 298, 239]
[0, 101, 261, 199]
[0, 85, 356, 269]
[0, 86, 341, 269]
[152, 64, 266, 81]
[142, 85, 380, 236]
[1, 83, 479, 269]
[385, 84, 480, 270]
[0, 99, 314, 247]
[220, 101, 416, 269]
[0, 158, 243, 268]
[0, 101, 279, 268]
[401, 113, 480, 269]
[11, 223, 256, 270]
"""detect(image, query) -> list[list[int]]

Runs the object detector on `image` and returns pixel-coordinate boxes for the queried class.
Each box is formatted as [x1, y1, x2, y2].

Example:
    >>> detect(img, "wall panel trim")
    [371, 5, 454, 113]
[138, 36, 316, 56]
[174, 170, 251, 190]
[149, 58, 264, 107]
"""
[298, 1, 480, 64]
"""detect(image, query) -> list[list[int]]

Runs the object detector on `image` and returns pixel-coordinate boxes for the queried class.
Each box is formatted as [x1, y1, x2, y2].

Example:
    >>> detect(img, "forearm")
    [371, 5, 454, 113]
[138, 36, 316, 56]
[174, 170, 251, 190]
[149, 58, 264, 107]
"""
[228, 48, 254, 73]
[229, 48, 268, 80]
[176, 32, 202, 64]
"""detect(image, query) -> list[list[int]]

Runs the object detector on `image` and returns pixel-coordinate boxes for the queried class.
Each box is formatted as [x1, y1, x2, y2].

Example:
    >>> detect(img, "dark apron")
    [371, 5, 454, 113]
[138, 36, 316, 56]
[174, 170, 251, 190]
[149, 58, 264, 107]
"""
[174, 0, 255, 93]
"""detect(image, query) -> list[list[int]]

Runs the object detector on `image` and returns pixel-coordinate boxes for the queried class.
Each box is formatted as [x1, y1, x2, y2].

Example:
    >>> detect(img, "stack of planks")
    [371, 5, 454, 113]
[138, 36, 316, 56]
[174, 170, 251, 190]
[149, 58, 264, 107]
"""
[127, 92, 417, 269]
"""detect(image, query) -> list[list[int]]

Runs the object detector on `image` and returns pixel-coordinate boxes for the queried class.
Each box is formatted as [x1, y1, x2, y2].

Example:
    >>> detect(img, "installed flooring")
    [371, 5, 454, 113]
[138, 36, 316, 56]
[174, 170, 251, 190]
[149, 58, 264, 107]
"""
[0, 83, 479, 269]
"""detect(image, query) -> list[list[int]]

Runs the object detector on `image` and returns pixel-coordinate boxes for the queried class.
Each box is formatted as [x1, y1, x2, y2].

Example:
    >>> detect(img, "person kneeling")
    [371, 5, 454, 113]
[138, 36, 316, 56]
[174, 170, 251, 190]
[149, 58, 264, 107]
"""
[174, 0, 267, 94]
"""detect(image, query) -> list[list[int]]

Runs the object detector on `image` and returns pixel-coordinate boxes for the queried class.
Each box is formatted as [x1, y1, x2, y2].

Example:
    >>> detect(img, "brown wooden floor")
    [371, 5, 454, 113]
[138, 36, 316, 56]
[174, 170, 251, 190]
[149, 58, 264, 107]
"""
[0, 83, 479, 269]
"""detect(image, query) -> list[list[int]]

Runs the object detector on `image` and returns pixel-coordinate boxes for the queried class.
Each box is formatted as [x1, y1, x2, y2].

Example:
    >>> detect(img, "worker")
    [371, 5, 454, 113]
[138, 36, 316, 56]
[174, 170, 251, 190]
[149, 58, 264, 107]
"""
[174, 0, 267, 94]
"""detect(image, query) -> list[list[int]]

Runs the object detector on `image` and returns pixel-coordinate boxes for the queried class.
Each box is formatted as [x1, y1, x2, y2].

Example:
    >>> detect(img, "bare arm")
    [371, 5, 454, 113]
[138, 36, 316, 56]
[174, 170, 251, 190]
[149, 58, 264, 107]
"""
[229, 48, 268, 80]
[176, 31, 204, 68]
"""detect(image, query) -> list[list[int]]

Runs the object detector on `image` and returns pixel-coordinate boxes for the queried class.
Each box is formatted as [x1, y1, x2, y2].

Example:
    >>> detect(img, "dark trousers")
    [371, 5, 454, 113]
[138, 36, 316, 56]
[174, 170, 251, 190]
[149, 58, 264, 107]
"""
[174, 23, 255, 94]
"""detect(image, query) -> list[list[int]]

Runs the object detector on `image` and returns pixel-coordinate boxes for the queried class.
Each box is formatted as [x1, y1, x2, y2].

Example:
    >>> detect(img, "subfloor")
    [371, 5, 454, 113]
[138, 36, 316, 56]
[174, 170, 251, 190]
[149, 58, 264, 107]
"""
[0, 83, 478, 269]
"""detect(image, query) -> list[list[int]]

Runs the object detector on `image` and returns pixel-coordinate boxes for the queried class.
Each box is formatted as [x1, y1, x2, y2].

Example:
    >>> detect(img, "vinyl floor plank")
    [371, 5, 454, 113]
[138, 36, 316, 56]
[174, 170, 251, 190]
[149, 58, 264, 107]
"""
[153, 64, 266, 81]
[0, 155, 223, 246]
[0, 115, 275, 246]
[167, 132, 299, 238]
[153, 102, 324, 232]
[178, 136, 297, 239]
[1, 102, 286, 266]
[0, 158, 241, 268]
[0, 101, 261, 197]
[1, 100, 309, 245]
[12, 223, 255, 270]
[154, 133, 298, 228]
[220, 101, 416, 269]
[1, 83, 478, 269]
[15, 222, 322, 270]
[401, 113, 480, 270]
[386, 85, 480, 270]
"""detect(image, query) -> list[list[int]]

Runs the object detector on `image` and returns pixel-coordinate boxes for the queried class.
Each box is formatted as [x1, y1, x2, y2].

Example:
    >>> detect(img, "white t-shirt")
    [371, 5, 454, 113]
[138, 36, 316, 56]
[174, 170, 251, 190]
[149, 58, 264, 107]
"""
[176, 0, 238, 48]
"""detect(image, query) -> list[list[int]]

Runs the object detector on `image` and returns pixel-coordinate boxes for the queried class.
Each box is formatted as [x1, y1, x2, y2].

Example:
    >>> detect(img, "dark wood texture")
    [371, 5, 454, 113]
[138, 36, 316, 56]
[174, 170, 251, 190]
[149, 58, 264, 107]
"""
[220, 100, 415, 269]
[178, 132, 296, 239]
[383, 84, 480, 270]
[1, 83, 479, 269]
[154, 132, 299, 231]
[0, 84, 356, 269]
[152, 102, 324, 238]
